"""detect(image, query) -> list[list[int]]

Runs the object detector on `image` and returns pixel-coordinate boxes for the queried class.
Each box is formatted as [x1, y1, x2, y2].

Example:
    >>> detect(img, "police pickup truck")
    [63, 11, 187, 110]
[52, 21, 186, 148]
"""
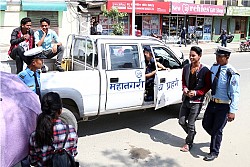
[1, 35, 209, 127]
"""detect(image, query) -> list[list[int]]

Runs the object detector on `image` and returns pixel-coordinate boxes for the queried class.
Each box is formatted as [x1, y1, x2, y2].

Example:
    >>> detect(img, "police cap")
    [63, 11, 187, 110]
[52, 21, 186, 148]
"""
[214, 46, 232, 56]
[27, 53, 46, 65]
[24, 47, 46, 65]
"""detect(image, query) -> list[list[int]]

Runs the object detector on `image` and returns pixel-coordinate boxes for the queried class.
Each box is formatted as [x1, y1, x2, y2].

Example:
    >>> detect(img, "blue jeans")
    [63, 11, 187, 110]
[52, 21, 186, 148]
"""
[179, 99, 202, 145]
[202, 101, 229, 155]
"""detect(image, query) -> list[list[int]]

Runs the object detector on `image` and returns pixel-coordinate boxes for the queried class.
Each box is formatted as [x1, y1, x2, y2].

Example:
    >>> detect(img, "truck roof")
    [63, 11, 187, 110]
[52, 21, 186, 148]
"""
[74, 35, 163, 43]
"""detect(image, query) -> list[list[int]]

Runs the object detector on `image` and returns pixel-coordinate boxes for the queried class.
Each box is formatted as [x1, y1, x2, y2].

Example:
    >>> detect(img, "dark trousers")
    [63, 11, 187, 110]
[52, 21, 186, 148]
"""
[43, 45, 64, 66]
[221, 40, 227, 47]
[180, 37, 186, 47]
[179, 99, 202, 145]
[202, 101, 229, 155]
[9, 46, 28, 74]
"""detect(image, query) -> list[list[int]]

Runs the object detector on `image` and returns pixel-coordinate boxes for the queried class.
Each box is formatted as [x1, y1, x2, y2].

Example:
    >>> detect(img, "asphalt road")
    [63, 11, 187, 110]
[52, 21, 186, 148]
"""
[75, 52, 250, 167]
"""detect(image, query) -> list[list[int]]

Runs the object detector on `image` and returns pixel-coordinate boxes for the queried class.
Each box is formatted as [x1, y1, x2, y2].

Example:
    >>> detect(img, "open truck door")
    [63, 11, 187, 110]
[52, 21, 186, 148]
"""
[149, 46, 183, 110]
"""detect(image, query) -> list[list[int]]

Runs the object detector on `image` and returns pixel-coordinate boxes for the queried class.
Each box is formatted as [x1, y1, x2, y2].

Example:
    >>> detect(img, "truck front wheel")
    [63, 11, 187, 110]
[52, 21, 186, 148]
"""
[60, 108, 78, 132]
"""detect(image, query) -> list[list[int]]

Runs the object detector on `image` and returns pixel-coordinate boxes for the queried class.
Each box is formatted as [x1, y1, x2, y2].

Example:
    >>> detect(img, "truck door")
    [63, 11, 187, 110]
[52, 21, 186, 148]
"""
[105, 44, 145, 110]
[150, 46, 183, 110]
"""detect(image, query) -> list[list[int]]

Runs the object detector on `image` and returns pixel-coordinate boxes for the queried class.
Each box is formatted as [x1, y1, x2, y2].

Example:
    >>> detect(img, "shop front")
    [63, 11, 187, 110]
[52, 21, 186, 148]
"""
[225, 6, 250, 41]
[166, 2, 225, 41]
[105, 0, 170, 36]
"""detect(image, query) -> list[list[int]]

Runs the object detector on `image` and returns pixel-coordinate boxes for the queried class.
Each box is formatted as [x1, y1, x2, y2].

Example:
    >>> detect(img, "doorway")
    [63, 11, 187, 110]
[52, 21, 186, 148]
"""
[135, 16, 142, 31]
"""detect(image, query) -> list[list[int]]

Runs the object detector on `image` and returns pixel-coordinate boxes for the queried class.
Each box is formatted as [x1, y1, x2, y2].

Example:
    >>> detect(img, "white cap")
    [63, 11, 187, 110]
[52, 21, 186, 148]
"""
[214, 46, 232, 56]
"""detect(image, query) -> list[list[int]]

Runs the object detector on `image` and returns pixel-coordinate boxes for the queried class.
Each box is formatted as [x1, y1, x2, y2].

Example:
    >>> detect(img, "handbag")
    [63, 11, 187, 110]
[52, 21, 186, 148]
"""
[50, 124, 76, 167]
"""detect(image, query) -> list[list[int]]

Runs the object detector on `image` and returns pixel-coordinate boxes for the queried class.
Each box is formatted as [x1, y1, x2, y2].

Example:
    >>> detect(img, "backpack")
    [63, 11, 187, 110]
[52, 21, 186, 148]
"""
[50, 124, 76, 167]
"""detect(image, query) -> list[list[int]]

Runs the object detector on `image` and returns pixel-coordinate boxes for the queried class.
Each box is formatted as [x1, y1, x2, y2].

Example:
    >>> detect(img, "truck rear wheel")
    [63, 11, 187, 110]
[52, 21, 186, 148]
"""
[60, 108, 78, 132]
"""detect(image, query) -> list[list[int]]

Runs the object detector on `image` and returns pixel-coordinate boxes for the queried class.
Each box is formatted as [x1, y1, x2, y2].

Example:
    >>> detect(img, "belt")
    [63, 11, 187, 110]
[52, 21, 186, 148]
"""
[211, 97, 230, 104]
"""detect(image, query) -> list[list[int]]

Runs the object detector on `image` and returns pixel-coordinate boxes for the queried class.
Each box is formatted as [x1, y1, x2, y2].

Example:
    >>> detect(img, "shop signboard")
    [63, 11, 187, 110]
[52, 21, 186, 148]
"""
[227, 6, 250, 16]
[171, 2, 224, 16]
[107, 0, 170, 14]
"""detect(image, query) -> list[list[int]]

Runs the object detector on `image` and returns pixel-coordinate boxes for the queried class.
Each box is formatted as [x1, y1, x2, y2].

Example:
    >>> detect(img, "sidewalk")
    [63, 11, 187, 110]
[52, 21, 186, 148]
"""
[167, 42, 240, 56]
[0, 43, 10, 61]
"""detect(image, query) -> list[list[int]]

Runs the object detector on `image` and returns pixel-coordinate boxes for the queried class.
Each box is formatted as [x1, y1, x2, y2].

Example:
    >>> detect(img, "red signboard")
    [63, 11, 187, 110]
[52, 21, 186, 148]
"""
[171, 2, 224, 16]
[107, 0, 170, 14]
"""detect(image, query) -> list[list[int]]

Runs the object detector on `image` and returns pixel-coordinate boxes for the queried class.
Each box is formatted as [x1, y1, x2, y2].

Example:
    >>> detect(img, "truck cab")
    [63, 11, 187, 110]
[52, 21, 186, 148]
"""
[40, 35, 186, 121]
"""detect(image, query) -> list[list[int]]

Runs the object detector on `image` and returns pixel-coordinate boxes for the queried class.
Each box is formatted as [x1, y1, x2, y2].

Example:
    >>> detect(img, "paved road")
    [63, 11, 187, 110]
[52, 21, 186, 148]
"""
[75, 52, 250, 167]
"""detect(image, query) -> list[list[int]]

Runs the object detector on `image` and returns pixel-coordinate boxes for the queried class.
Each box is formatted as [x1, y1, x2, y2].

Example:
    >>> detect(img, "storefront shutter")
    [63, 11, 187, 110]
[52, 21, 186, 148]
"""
[27, 11, 59, 34]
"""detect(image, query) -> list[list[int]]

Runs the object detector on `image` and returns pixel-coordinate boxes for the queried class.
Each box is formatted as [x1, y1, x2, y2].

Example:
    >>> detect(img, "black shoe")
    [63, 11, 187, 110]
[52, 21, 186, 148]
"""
[203, 153, 218, 161]
[56, 66, 65, 72]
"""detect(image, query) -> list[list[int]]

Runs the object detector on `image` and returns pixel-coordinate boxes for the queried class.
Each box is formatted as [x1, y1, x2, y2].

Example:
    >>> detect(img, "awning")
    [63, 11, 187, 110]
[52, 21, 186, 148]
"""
[22, 0, 67, 11]
[0, 0, 7, 11]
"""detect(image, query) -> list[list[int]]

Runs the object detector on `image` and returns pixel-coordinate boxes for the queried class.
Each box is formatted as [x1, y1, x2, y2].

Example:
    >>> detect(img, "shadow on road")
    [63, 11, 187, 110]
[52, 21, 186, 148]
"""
[77, 103, 209, 164]
[77, 104, 181, 137]
[77, 148, 182, 167]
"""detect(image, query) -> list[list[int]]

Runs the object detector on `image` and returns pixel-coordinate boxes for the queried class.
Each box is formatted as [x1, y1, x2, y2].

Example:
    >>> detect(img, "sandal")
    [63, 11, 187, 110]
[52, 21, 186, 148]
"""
[180, 144, 190, 152]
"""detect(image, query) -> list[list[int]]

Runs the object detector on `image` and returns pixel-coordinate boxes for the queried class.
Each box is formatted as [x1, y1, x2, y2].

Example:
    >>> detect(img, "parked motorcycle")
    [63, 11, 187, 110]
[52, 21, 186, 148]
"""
[239, 38, 250, 52]
[177, 33, 198, 45]
[186, 33, 198, 45]
[216, 34, 234, 43]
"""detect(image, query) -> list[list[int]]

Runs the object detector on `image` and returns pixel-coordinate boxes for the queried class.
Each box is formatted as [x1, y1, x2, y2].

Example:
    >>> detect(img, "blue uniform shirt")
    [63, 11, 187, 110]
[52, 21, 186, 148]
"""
[18, 68, 41, 94]
[145, 58, 156, 74]
[210, 63, 240, 113]
[34, 29, 60, 50]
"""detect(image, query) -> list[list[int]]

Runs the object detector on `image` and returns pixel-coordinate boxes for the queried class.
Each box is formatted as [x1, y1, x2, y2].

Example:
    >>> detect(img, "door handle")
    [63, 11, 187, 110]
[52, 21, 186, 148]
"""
[110, 78, 119, 83]
[160, 78, 165, 83]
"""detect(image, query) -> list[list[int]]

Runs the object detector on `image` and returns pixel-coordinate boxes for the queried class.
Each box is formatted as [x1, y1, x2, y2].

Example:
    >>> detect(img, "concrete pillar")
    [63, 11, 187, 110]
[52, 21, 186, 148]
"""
[79, 14, 90, 35]
[238, 0, 242, 6]
[195, 0, 200, 4]
[217, 0, 223, 5]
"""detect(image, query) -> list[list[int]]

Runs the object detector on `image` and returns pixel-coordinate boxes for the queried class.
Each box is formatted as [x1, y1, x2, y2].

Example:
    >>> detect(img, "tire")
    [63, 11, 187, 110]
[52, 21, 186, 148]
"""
[240, 45, 244, 52]
[60, 108, 78, 132]
[244, 45, 247, 52]
[197, 91, 211, 120]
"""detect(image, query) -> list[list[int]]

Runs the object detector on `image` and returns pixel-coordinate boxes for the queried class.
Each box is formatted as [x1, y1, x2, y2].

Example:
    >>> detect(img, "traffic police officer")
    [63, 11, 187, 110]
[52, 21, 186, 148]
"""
[18, 53, 45, 101]
[202, 46, 240, 161]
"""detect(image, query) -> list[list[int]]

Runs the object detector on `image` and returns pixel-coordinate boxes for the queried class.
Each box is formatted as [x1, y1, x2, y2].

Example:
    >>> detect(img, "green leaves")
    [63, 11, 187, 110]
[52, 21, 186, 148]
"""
[103, 8, 127, 35]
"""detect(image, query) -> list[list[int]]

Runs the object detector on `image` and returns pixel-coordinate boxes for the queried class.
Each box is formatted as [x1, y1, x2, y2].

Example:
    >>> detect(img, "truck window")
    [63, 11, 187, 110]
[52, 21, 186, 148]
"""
[108, 45, 140, 70]
[73, 38, 98, 68]
[152, 47, 182, 69]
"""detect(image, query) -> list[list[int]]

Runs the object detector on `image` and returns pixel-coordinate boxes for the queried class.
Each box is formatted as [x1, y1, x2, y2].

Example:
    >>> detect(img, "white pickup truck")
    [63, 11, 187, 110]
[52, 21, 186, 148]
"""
[1, 35, 209, 127]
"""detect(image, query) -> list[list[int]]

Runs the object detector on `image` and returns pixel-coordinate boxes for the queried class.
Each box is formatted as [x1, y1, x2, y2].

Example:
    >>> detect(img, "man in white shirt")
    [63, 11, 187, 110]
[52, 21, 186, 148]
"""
[96, 21, 103, 35]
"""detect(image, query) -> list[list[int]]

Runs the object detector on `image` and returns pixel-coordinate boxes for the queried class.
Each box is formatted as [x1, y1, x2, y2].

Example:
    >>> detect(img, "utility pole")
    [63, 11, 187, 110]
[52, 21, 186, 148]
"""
[132, 0, 135, 36]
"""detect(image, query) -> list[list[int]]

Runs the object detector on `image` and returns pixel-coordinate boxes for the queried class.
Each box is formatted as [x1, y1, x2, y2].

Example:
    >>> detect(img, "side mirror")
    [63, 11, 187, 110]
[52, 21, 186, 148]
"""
[182, 59, 189, 67]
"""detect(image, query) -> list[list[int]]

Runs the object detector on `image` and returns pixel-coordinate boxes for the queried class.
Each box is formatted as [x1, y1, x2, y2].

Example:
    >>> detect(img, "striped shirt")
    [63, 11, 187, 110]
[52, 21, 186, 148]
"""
[29, 119, 78, 166]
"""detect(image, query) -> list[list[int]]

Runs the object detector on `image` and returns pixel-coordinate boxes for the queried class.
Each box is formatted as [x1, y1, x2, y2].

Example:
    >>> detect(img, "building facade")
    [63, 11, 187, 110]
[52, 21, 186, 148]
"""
[105, 0, 250, 42]
[0, 0, 94, 48]
[1, 0, 250, 45]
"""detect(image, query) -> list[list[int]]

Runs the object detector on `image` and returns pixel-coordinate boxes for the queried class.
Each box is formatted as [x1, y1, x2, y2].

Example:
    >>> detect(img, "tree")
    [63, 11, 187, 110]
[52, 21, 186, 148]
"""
[103, 8, 127, 35]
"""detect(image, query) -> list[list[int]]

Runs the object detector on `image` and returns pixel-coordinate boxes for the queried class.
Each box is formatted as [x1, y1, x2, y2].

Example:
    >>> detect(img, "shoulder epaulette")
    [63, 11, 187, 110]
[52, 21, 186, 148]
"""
[19, 74, 25, 79]
[227, 68, 240, 76]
